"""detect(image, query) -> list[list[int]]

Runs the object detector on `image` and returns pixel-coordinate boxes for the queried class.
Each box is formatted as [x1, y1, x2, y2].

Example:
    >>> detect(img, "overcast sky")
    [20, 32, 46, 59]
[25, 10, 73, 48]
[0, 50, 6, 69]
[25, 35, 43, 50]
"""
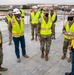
[0, 0, 74, 5]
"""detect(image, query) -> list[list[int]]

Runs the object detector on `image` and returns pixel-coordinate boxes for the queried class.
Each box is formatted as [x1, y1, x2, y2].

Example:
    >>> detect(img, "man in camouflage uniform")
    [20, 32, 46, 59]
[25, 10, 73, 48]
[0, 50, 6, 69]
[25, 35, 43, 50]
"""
[61, 16, 74, 62]
[0, 30, 8, 75]
[30, 6, 40, 41]
[38, 7, 55, 61]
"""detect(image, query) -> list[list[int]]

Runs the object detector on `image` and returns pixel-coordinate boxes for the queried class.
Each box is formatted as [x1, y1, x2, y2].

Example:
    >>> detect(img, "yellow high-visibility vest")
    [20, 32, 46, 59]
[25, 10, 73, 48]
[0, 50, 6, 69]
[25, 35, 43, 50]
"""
[0, 39, 1, 43]
[40, 12, 44, 17]
[49, 13, 56, 24]
[6, 14, 12, 22]
[11, 16, 24, 38]
[71, 39, 74, 49]
[6, 14, 13, 27]
[40, 17, 52, 35]
[64, 22, 74, 39]
[20, 9, 25, 17]
[37, 9, 40, 15]
[30, 12, 40, 24]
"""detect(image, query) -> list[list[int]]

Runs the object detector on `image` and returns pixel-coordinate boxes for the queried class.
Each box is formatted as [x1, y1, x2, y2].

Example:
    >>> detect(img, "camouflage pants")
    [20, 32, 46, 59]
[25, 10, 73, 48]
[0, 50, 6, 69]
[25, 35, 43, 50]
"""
[31, 25, 38, 38]
[0, 47, 3, 66]
[39, 35, 51, 53]
[63, 38, 71, 55]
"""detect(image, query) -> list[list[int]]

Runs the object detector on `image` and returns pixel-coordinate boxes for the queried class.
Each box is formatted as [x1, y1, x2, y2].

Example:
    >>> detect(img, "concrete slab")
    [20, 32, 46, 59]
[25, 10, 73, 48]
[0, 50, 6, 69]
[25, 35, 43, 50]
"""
[0, 15, 71, 75]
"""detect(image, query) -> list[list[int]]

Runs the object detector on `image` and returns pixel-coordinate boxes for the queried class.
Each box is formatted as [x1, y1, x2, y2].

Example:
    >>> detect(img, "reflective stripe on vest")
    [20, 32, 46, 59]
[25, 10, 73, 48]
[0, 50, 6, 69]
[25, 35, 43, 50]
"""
[40, 17, 52, 35]
[20, 9, 25, 17]
[11, 16, 24, 38]
[31, 12, 40, 24]
[49, 13, 56, 24]
[64, 22, 74, 39]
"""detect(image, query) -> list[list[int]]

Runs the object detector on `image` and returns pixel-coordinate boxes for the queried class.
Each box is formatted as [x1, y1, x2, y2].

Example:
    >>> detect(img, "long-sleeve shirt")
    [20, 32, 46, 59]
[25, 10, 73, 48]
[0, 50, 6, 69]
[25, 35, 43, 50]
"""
[5, 14, 13, 31]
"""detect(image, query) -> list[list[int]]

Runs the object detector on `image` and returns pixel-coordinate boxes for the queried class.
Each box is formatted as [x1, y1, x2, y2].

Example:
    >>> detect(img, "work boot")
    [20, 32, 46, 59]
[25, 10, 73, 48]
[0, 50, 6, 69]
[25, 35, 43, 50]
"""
[61, 53, 66, 60]
[0, 73, 2, 75]
[41, 51, 44, 58]
[17, 58, 21, 63]
[23, 54, 29, 58]
[65, 72, 71, 75]
[45, 53, 49, 61]
[0, 67, 8, 71]
[68, 57, 72, 62]
[31, 37, 34, 41]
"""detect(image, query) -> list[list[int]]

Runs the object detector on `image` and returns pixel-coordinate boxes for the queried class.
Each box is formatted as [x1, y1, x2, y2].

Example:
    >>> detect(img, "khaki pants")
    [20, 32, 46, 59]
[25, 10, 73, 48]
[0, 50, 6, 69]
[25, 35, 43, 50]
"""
[39, 35, 51, 53]
[31, 24, 38, 38]
[8, 31, 12, 43]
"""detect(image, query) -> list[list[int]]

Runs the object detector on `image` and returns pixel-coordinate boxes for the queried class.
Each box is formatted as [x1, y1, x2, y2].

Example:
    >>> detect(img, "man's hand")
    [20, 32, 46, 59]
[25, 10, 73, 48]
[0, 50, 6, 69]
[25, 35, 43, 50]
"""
[64, 32, 73, 36]
[68, 45, 71, 51]
[51, 34, 55, 39]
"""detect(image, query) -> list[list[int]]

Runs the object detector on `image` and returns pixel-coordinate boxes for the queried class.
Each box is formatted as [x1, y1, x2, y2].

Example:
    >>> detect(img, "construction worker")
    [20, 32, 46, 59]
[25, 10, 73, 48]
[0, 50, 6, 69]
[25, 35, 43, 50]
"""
[0, 30, 8, 75]
[61, 16, 74, 62]
[9, 8, 29, 62]
[20, 6, 25, 18]
[38, 7, 55, 61]
[49, 8, 57, 39]
[5, 6, 13, 45]
[30, 6, 40, 41]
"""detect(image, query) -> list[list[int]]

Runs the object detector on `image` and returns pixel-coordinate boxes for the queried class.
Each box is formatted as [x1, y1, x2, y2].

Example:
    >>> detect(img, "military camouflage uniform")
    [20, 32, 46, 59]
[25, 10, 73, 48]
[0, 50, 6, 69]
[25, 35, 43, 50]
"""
[30, 11, 40, 40]
[0, 30, 3, 66]
[38, 17, 55, 53]
[39, 35, 52, 53]
[31, 24, 38, 39]
[62, 22, 73, 59]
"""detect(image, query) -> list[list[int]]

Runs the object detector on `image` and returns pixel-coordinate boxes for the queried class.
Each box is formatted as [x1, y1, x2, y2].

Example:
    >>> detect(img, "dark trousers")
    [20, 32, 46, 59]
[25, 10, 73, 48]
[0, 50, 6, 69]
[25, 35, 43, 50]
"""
[71, 47, 74, 75]
[0, 47, 3, 66]
[13, 35, 26, 58]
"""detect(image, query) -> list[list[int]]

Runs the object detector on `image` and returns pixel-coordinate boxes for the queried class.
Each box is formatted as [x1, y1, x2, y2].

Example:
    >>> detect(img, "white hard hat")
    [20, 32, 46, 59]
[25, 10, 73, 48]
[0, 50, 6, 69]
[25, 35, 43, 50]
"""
[20, 6, 23, 9]
[32, 6, 37, 9]
[9, 6, 13, 9]
[13, 8, 20, 14]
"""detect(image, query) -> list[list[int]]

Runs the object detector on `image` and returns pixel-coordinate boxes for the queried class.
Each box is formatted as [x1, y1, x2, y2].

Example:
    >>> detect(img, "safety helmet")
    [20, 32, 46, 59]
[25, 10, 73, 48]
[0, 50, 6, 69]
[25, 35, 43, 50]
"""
[20, 6, 23, 9]
[32, 6, 37, 9]
[9, 6, 13, 10]
[13, 8, 20, 14]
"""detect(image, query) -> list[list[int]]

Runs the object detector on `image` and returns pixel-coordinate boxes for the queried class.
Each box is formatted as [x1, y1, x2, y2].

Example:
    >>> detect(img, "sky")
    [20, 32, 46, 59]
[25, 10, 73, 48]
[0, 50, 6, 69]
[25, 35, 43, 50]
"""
[0, 0, 74, 5]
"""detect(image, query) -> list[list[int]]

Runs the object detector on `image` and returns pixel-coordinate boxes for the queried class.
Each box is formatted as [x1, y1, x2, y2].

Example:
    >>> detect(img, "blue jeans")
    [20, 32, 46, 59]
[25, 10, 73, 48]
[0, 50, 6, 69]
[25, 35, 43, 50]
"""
[72, 51, 74, 75]
[13, 35, 26, 58]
